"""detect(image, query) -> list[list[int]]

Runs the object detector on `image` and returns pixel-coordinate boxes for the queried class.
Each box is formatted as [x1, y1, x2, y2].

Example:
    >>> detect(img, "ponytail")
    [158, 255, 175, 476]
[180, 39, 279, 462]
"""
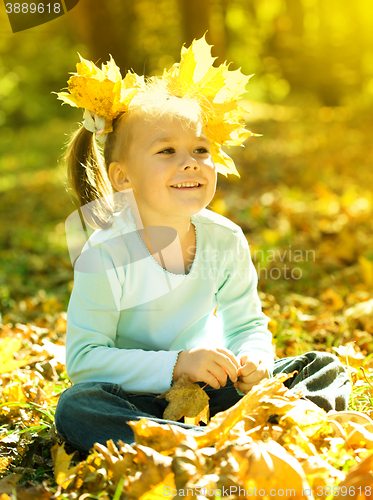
[65, 126, 115, 229]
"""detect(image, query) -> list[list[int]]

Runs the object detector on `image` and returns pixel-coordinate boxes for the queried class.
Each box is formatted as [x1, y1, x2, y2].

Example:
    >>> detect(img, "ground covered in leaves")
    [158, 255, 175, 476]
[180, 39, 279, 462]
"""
[1, 104, 373, 498]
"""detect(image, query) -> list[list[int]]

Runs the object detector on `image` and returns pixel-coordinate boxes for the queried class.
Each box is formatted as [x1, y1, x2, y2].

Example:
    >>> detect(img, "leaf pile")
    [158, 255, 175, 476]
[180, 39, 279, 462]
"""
[2, 287, 373, 498]
[0, 318, 69, 492]
[4, 373, 373, 499]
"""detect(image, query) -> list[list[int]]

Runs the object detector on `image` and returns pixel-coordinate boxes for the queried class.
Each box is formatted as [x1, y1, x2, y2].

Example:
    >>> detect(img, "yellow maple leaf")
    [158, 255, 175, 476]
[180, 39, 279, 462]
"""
[194, 65, 227, 100]
[211, 147, 240, 178]
[138, 472, 176, 500]
[162, 35, 253, 177]
[233, 440, 311, 499]
[184, 404, 210, 426]
[195, 372, 297, 448]
[51, 442, 81, 489]
[127, 419, 197, 455]
[56, 55, 143, 134]
[0, 338, 31, 374]
[170, 33, 217, 91]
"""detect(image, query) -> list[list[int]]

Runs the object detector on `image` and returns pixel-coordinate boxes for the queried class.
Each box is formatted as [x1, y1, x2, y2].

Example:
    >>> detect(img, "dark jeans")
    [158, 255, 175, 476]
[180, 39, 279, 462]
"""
[55, 351, 351, 454]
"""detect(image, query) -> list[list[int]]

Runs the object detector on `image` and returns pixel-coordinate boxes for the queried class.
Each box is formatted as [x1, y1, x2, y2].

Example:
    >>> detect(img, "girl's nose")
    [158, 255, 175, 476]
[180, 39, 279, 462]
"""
[179, 154, 200, 170]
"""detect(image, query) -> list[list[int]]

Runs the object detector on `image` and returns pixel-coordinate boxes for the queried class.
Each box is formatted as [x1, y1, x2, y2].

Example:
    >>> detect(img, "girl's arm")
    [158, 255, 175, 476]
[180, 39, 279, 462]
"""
[65, 243, 182, 394]
[215, 228, 274, 376]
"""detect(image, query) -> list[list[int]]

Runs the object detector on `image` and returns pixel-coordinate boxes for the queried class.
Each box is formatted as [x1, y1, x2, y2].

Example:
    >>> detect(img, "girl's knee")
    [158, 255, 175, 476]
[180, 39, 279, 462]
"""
[55, 382, 109, 424]
[306, 351, 345, 369]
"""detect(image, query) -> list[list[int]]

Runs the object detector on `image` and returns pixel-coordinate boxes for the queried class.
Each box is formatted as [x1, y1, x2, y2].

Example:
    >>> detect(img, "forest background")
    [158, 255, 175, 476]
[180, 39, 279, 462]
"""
[2, 0, 373, 319]
[1, 0, 373, 492]
[2, 0, 373, 322]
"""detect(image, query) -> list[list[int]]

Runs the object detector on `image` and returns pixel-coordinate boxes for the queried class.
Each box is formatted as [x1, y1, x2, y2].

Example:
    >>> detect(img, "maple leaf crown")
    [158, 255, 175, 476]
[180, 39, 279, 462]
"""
[56, 35, 254, 177]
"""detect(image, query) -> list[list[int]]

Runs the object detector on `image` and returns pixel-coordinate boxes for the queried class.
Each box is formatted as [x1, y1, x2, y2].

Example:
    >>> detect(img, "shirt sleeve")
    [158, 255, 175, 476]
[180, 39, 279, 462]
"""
[65, 242, 181, 394]
[215, 229, 274, 376]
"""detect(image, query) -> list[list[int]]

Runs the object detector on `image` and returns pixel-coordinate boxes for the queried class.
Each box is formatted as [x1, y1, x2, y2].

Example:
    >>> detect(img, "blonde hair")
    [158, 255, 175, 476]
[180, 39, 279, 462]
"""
[64, 79, 205, 229]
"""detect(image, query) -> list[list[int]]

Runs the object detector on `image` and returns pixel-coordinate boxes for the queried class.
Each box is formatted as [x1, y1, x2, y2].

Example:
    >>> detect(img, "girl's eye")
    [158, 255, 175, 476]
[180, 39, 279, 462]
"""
[195, 147, 209, 154]
[158, 148, 175, 154]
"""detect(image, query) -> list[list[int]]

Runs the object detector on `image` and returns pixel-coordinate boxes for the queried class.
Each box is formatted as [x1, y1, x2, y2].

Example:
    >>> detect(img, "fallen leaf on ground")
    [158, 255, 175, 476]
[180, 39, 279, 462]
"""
[138, 472, 176, 500]
[232, 440, 311, 499]
[333, 451, 373, 499]
[194, 371, 297, 448]
[127, 419, 199, 454]
[51, 442, 80, 488]
[0, 474, 22, 494]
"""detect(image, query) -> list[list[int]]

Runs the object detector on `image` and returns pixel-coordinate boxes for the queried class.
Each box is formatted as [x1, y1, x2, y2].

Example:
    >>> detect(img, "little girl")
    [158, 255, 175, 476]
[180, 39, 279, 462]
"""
[54, 38, 351, 454]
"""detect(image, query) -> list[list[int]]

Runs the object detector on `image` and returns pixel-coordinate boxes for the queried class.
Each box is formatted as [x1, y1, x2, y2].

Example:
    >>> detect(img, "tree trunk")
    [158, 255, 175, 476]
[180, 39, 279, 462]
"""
[179, 0, 228, 64]
[68, 0, 138, 74]
[179, 0, 211, 46]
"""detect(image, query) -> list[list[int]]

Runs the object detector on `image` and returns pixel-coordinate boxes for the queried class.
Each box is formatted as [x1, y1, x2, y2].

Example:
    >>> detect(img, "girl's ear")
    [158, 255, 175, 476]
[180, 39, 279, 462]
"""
[108, 161, 131, 191]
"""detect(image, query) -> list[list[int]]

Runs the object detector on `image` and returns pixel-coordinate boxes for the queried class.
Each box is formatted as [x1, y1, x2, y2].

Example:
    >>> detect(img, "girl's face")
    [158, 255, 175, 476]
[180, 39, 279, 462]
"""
[116, 113, 217, 225]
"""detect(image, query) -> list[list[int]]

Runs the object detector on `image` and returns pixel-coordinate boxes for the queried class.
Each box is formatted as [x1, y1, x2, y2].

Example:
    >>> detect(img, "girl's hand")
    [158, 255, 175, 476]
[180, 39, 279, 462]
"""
[234, 355, 269, 394]
[172, 347, 239, 389]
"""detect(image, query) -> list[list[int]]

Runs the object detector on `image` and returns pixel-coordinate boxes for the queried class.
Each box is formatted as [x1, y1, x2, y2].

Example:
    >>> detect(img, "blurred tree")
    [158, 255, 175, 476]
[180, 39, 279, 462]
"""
[179, 0, 227, 63]
[68, 0, 139, 73]
[286, 0, 303, 38]
[179, 0, 211, 46]
[2, 0, 373, 132]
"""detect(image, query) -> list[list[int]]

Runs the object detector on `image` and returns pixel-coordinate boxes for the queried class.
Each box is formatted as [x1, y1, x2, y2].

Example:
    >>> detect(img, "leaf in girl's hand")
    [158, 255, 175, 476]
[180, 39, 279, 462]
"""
[184, 404, 210, 426]
[157, 374, 209, 422]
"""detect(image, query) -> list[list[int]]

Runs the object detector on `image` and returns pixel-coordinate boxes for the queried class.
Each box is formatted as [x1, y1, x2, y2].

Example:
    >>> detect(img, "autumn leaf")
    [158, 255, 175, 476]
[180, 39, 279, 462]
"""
[127, 418, 199, 455]
[184, 404, 210, 426]
[2, 380, 27, 404]
[51, 442, 80, 489]
[194, 371, 297, 448]
[162, 34, 253, 177]
[333, 343, 366, 367]
[333, 452, 373, 499]
[0, 338, 31, 374]
[123, 447, 173, 498]
[93, 440, 137, 484]
[345, 298, 373, 334]
[56, 54, 144, 134]
[232, 440, 311, 499]
[0, 474, 22, 494]
[0, 457, 14, 474]
[302, 454, 345, 494]
[321, 288, 344, 311]
[157, 373, 209, 422]
[343, 421, 373, 449]
[276, 399, 332, 439]
[359, 256, 373, 289]
[138, 472, 176, 500]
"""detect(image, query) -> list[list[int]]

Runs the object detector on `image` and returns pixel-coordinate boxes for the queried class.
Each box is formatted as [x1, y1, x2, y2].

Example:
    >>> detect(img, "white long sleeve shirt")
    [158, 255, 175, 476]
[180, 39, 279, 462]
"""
[65, 204, 274, 394]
